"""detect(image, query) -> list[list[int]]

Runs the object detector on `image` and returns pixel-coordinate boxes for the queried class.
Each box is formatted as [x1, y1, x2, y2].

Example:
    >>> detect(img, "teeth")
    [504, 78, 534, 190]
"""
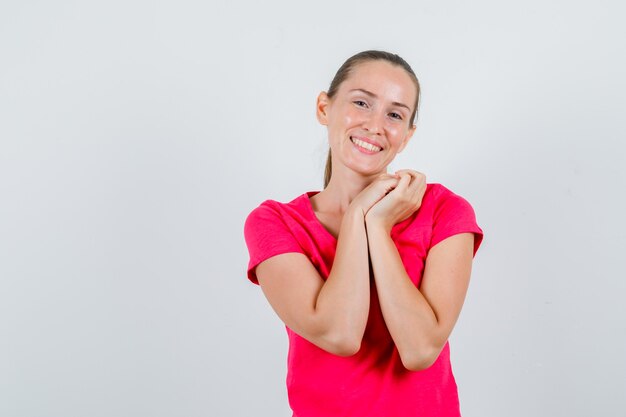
[351, 137, 381, 152]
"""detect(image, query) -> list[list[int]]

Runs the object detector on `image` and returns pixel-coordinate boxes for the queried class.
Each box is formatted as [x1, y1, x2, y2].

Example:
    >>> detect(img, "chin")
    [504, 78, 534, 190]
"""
[349, 165, 388, 178]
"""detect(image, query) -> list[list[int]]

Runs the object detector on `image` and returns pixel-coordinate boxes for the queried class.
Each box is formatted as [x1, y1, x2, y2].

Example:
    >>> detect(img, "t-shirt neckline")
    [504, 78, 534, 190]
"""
[302, 191, 338, 243]
[300, 190, 415, 242]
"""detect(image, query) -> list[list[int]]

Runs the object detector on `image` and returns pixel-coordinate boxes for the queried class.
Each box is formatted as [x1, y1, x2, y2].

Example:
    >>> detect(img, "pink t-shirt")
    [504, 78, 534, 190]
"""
[244, 183, 484, 417]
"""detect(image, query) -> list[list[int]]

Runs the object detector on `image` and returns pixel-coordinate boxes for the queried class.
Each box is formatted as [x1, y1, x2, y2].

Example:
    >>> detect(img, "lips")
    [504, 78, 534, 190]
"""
[350, 136, 382, 152]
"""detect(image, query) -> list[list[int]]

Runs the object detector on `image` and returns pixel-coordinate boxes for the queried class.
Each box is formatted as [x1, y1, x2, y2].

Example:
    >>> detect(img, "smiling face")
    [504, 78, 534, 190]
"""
[317, 60, 418, 178]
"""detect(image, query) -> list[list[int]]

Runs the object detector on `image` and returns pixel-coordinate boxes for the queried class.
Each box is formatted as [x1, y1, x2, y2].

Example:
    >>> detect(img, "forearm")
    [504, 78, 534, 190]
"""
[366, 222, 442, 369]
[313, 209, 370, 354]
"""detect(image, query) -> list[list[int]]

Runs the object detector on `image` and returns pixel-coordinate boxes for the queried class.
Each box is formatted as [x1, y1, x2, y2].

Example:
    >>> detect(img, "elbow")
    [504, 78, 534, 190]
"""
[331, 343, 361, 357]
[327, 337, 361, 357]
[399, 345, 441, 371]
[305, 317, 364, 357]
[321, 332, 362, 357]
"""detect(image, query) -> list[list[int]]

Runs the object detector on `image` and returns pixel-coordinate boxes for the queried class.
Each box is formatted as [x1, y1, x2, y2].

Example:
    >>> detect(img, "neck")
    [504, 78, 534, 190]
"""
[313, 165, 386, 215]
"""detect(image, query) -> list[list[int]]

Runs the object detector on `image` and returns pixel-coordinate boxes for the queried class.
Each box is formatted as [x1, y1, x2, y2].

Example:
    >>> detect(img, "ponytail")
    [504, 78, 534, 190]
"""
[323, 149, 332, 188]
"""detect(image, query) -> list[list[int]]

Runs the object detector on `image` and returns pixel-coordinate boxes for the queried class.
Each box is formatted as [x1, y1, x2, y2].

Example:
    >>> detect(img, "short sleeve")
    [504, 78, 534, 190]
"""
[430, 186, 484, 256]
[244, 203, 306, 284]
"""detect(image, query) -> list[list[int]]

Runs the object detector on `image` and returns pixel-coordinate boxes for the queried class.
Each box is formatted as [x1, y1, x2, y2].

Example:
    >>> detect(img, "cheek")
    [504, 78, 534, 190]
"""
[329, 108, 358, 132]
[388, 125, 409, 144]
[341, 106, 362, 127]
[327, 103, 365, 133]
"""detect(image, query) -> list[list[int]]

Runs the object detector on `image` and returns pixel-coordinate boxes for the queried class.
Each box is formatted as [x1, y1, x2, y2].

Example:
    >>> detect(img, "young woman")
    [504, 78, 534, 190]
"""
[244, 50, 484, 417]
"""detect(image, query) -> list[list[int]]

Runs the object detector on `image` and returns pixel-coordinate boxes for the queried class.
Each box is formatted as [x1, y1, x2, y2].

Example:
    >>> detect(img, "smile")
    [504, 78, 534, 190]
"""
[350, 137, 382, 153]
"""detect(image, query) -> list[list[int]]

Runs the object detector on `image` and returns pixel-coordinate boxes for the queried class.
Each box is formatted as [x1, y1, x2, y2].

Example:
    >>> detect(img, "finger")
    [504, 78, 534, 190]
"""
[392, 171, 412, 193]
[395, 169, 422, 185]
[395, 169, 424, 180]
[396, 170, 425, 189]
[413, 175, 427, 203]
[376, 172, 400, 183]
[378, 172, 400, 181]
[372, 175, 400, 194]
[411, 172, 426, 192]
[394, 171, 426, 206]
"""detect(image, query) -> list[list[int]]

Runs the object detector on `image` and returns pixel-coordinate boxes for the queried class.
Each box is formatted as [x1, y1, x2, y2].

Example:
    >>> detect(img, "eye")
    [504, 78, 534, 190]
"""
[389, 112, 403, 120]
[353, 100, 368, 108]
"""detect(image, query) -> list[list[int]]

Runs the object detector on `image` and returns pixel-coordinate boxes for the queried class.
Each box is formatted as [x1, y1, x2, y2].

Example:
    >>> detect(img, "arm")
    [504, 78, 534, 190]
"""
[256, 209, 369, 356]
[366, 226, 475, 370]
[364, 170, 475, 370]
[255, 174, 399, 356]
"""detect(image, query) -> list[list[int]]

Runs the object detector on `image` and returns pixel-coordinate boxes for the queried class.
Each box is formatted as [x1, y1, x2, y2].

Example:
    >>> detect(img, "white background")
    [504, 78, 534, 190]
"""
[1, 1, 625, 416]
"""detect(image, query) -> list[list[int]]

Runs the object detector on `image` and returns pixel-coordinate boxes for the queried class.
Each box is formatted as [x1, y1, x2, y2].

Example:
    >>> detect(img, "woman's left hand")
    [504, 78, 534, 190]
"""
[365, 169, 427, 233]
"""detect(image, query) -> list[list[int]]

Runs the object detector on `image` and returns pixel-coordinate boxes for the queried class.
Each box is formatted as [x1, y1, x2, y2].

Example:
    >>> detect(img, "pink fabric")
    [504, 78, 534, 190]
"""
[244, 183, 484, 417]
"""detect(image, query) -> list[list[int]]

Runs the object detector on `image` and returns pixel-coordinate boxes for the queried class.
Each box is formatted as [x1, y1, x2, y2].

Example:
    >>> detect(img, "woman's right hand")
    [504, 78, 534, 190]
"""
[349, 173, 401, 216]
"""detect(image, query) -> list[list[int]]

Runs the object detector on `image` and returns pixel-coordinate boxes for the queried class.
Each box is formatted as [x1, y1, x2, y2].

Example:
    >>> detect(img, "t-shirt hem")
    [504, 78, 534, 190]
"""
[247, 249, 307, 285]
[430, 226, 484, 256]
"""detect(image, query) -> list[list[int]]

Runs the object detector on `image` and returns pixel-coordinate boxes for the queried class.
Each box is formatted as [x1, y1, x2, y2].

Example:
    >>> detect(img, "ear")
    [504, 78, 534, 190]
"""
[397, 124, 416, 154]
[316, 91, 330, 125]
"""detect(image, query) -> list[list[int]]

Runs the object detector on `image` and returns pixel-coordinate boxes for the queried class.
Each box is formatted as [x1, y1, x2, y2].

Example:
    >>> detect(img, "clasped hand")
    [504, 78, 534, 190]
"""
[358, 170, 427, 233]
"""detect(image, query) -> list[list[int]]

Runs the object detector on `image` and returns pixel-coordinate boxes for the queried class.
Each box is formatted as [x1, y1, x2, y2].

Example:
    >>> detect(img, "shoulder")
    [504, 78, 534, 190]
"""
[423, 183, 475, 212]
[399, 182, 477, 229]
[244, 191, 317, 235]
[246, 192, 312, 222]
[425, 182, 464, 200]
[243, 193, 316, 284]
[424, 183, 483, 254]
[245, 199, 285, 224]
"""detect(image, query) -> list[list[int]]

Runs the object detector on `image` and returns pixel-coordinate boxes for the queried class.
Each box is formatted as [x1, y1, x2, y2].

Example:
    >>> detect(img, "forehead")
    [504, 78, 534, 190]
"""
[339, 60, 417, 107]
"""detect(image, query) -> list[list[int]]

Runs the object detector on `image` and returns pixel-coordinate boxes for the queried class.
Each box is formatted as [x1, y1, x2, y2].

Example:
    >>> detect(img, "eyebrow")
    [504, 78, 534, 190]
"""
[349, 88, 412, 112]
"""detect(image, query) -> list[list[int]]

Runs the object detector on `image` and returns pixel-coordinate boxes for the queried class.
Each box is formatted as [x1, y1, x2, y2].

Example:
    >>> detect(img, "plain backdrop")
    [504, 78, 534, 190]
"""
[1, 1, 625, 416]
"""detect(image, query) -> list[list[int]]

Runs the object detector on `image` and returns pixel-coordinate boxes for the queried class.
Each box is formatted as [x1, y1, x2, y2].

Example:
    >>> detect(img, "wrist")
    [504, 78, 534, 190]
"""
[365, 215, 393, 235]
[344, 207, 366, 225]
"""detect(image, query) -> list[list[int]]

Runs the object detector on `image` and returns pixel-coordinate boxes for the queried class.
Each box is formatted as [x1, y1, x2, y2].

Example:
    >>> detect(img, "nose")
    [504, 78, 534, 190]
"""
[362, 110, 384, 135]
